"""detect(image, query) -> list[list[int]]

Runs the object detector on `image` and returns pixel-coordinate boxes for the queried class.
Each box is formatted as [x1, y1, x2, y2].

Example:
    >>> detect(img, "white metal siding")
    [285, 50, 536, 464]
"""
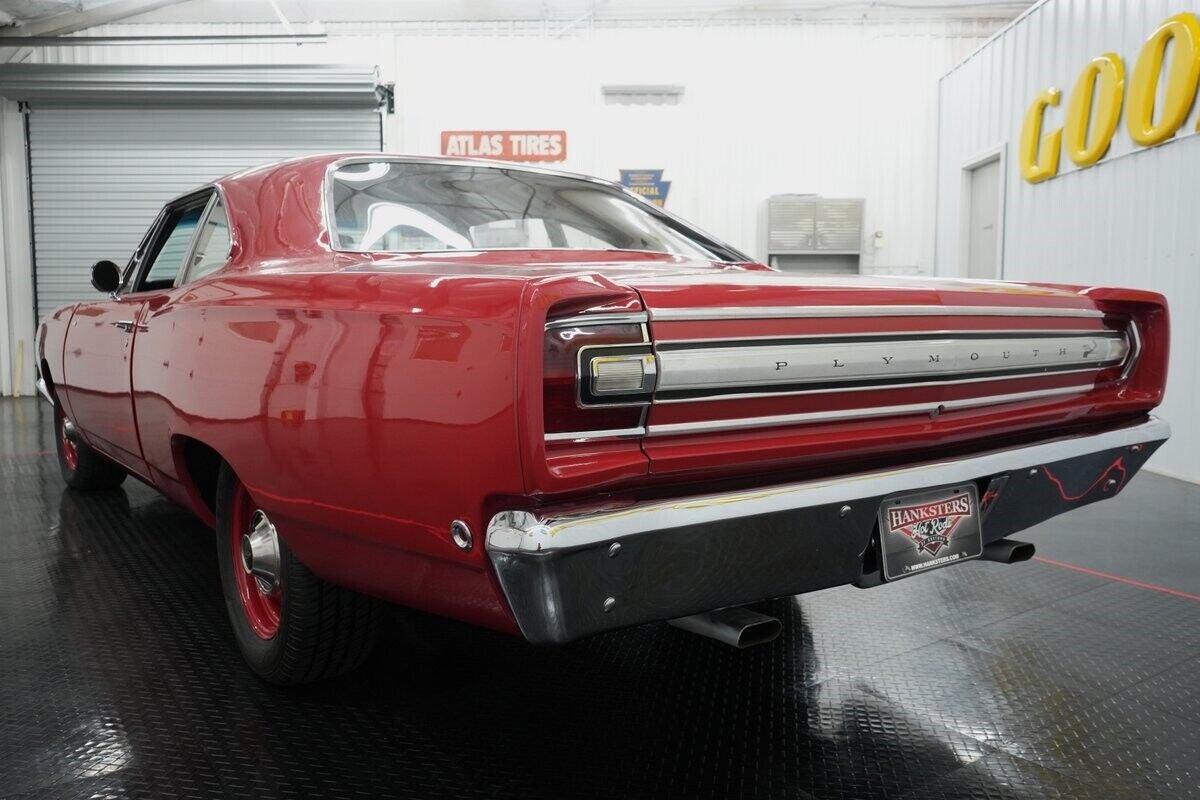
[28, 18, 1004, 274]
[29, 106, 380, 318]
[2, 16, 1007, 397]
[936, 0, 1200, 482]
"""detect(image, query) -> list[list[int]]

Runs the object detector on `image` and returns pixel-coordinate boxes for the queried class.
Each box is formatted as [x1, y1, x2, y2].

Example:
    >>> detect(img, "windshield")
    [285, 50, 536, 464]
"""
[329, 160, 720, 258]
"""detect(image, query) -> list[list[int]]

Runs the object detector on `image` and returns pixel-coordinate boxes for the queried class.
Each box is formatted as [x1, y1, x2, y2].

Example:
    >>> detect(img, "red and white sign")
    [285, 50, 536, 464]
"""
[440, 130, 567, 162]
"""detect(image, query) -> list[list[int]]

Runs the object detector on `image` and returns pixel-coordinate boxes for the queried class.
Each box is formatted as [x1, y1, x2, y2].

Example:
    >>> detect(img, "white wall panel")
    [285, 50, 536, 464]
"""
[2, 15, 1006, 397]
[936, 0, 1200, 482]
[27, 18, 1002, 271]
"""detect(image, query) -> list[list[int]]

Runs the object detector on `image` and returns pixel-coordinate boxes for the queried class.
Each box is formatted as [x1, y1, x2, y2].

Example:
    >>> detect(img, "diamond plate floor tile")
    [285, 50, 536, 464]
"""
[990, 693, 1200, 798]
[2, 397, 1199, 800]
[1111, 657, 1200, 725]
[950, 602, 1195, 698]
[894, 751, 1145, 800]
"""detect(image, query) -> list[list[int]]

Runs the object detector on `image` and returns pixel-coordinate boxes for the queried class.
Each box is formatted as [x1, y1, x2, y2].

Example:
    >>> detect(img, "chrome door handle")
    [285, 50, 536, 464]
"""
[111, 320, 148, 333]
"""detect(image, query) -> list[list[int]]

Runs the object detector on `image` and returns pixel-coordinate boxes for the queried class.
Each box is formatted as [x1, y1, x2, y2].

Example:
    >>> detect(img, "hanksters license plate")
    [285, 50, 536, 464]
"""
[878, 484, 983, 580]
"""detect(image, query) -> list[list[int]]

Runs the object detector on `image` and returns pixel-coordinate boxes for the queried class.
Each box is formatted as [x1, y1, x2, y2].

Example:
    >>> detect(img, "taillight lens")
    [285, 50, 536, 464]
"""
[544, 319, 654, 437]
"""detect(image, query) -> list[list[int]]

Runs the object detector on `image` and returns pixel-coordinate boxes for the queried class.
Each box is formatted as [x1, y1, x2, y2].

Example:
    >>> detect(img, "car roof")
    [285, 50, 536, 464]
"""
[213, 152, 625, 193]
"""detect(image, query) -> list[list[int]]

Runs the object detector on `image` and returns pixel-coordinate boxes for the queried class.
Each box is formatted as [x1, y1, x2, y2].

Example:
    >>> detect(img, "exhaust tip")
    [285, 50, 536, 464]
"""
[981, 538, 1036, 564]
[669, 606, 782, 649]
[735, 616, 783, 649]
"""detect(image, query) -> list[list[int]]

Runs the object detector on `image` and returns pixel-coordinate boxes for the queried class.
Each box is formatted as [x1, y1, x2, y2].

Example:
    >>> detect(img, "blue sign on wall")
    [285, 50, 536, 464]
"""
[619, 169, 671, 207]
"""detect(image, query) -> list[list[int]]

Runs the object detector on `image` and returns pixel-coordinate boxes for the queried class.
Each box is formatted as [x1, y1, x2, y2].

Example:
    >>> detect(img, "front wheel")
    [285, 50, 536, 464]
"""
[54, 403, 126, 490]
[215, 464, 382, 685]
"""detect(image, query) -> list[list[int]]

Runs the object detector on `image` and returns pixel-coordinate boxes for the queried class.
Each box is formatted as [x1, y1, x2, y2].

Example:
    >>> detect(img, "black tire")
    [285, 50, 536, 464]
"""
[54, 402, 127, 490]
[215, 463, 382, 685]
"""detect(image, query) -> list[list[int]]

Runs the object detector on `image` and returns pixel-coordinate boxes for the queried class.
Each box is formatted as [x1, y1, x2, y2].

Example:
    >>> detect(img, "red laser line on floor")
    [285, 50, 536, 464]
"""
[1033, 555, 1200, 603]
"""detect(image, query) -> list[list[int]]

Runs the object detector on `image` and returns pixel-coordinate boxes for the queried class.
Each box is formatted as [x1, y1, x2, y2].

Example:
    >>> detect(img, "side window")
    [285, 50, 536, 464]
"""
[182, 196, 232, 284]
[136, 203, 205, 291]
[120, 211, 167, 292]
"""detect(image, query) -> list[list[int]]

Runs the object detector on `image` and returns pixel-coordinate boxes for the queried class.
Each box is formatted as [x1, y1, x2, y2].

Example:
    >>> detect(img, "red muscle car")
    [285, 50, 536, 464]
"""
[37, 154, 1171, 684]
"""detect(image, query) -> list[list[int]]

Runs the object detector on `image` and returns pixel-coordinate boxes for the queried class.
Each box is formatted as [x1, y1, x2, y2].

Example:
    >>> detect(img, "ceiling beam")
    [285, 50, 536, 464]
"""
[6, 33, 326, 45]
[0, 0, 195, 38]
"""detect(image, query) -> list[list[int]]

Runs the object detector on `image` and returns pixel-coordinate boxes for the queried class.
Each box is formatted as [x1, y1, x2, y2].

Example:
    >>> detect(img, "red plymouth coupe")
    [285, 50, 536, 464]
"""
[37, 154, 1170, 684]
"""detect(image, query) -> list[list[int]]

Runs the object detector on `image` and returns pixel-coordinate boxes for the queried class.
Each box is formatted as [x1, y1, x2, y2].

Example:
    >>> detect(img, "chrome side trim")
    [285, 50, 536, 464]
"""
[545, 312, 649, 330]
[490, 416, 1170, 553]
[652, 366, 1107, 404]
[654, 333, 1126, 393]
[544, 426, 646, 443]
[650, 305, 1105, 321]
[646, 384, 1092, 437]
[653, 328, 1107, 346]
[35, 376, 54, 406]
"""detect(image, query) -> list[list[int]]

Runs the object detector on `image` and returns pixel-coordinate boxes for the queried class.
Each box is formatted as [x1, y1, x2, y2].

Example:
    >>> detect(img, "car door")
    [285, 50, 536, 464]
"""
[130, 190, 234, 488]
[64, 193, 210, 477]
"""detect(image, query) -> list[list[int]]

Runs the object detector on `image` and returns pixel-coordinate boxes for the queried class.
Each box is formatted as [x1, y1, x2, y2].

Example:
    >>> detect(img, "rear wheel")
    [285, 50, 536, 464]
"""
[215, 463, 382, 684]
[54, 403, 127, 490]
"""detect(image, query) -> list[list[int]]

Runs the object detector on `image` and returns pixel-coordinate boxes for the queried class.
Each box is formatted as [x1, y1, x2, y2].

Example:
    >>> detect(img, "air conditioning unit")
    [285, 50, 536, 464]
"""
[764, 195, 864, 274]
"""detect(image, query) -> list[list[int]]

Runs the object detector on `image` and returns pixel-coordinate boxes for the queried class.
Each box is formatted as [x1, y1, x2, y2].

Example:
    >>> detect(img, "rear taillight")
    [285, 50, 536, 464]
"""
[543, 315, 655, 438]
[1091, 294, 1169, 401]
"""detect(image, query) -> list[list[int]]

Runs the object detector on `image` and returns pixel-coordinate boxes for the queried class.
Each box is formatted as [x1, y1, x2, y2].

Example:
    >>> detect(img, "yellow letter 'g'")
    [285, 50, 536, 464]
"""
[1020, 87, 1063, 183]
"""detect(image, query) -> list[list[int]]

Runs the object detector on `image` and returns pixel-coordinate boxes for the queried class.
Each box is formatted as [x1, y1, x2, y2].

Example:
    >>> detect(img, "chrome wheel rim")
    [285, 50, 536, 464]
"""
[242, 509, 281, 594]
[59, 410, 79, 472]
[230, 484, 282, 639]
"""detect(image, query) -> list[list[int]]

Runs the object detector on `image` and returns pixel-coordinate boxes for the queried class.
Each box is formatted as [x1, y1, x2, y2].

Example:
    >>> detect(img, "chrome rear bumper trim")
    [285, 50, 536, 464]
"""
[492, 416, 1169, 554]
[544, 426, 646, 442]
[489, 416, 1169, 643]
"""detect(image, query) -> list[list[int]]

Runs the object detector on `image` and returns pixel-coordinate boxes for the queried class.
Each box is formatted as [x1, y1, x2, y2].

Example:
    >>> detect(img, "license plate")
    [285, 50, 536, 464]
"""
[878, 483, 982, 581]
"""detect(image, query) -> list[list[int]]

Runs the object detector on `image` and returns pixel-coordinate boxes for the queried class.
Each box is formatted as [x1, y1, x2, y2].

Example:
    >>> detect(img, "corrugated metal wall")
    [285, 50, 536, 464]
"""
[28, 105, 381, 318]
[936, 0, 1199, 482]
[27, 17, 1002, 273]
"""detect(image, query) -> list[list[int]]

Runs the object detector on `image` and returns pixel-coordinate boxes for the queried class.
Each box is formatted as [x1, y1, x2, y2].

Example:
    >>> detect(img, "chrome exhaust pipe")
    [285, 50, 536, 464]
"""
[981, 538, 1036, 564]
[669, 606, 782, 649]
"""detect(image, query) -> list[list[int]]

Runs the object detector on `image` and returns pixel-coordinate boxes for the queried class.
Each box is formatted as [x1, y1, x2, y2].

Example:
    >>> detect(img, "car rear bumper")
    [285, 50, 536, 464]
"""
[486, 416, 1170, 643]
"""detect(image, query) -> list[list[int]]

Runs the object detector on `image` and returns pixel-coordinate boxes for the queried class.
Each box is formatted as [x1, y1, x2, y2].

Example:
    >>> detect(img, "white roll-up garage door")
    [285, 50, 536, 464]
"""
[23, 67, 382, 318]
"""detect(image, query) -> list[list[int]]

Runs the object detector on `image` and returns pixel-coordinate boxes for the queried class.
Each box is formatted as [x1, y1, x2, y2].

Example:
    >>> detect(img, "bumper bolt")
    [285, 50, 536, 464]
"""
[1029, 468, 1039, 476]
[602, 597, 616, 613]
[608, 542, 621, 558]
[839, 505, 851, 517]
[1105, 478, 1118, 489]
[1131, 444, 1143, 452]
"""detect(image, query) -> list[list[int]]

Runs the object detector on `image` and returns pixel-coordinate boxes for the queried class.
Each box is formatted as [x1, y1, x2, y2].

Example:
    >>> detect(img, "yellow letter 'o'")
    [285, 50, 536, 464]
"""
[1126, 12, 1200, 147]
[1065, 53, 1125, 167]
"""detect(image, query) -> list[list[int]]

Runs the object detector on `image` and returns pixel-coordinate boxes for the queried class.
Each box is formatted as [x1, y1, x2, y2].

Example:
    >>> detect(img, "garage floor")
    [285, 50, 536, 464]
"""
[2, 397, 1198, 800]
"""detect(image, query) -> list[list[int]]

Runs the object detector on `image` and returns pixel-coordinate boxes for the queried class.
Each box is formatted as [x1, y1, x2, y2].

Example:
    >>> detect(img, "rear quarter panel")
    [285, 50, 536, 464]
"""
[37, 305, 75, 414]
[134, 268, 529, 632]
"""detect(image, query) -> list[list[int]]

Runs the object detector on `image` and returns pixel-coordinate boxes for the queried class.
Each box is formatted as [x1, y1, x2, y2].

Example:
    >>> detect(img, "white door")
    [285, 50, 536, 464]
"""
[966, 157, 1002, 279]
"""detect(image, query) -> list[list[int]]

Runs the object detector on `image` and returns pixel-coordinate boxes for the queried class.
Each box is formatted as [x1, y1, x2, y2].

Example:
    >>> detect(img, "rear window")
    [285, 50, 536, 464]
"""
[328, 160, 717, 258]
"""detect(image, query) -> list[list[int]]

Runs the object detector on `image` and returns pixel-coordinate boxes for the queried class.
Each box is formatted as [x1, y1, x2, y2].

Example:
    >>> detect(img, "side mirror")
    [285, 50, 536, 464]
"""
[90, 260, 121, 294]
